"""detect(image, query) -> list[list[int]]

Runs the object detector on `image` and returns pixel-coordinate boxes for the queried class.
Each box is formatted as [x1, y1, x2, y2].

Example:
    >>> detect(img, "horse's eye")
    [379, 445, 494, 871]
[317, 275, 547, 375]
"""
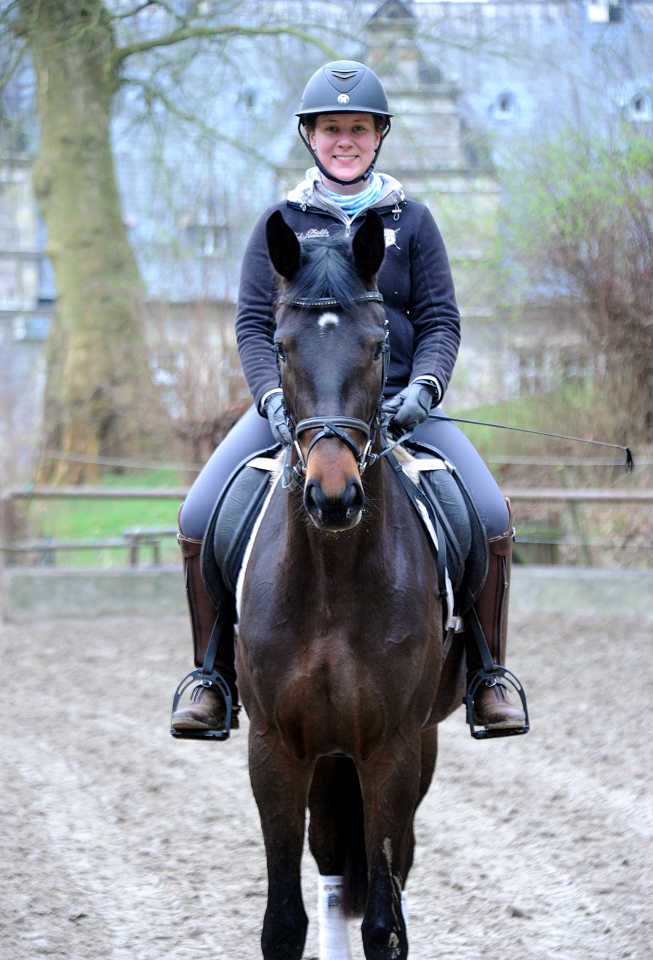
[276, 344, 286, 362]
[373, 343, 384, 361]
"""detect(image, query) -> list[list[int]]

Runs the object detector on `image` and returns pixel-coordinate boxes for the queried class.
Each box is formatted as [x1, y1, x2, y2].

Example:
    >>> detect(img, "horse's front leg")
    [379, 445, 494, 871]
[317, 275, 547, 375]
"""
[358, 736, 422, 960]
[248, 722, 313, 960]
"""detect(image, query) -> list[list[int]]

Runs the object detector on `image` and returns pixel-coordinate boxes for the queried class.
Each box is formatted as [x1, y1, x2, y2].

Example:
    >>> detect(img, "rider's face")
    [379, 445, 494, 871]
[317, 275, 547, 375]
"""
[308, 113, 382, 195]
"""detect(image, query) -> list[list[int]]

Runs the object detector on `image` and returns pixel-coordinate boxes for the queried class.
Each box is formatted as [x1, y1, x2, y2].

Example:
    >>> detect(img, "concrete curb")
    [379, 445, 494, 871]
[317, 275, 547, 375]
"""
[1, 567, 187, 623]
[2, 565, 653, 623]
[511, 565, 653, 620]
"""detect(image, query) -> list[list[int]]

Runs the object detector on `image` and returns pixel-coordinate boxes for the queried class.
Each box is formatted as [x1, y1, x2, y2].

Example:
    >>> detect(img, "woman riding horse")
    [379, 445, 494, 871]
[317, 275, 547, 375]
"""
[171, 60, 525, 735]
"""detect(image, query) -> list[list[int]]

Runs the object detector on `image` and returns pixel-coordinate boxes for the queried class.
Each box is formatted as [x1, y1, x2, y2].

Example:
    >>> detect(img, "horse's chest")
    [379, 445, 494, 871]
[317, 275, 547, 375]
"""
[239, 610, 436, 752]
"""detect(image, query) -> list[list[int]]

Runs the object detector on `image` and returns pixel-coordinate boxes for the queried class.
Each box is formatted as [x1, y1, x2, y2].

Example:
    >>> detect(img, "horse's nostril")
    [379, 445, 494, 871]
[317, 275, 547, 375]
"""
[305, 476, 363, 528]
[344, 479, 365, 518]
[304, 479, 324, 518]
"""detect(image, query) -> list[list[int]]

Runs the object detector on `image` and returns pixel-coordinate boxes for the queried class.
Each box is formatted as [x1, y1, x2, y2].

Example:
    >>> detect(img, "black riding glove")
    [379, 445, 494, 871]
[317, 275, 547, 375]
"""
[262, 390, 293, 446]
[382, 379, 440, 431]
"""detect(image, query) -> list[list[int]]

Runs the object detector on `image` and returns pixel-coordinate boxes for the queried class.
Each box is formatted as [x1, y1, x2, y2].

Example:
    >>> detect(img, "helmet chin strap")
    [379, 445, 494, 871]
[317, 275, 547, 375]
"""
[297, 120, 392, 188]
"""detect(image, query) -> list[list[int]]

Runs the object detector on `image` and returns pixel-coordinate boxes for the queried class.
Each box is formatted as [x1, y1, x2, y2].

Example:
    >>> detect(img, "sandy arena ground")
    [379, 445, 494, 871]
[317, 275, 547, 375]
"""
[1, 611, 651, 960]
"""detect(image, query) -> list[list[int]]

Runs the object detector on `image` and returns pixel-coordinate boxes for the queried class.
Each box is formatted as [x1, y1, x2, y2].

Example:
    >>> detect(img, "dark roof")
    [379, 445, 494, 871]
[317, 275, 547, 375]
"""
[369, 0, 416, 22]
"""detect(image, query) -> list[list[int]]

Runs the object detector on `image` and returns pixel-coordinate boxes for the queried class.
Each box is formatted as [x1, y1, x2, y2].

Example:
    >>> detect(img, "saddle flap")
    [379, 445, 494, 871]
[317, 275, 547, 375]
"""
[404, 441, 489, 613]
[414, 454, 471, 591]
[214, 465, 274, 594]
[200, 445, 282, 607]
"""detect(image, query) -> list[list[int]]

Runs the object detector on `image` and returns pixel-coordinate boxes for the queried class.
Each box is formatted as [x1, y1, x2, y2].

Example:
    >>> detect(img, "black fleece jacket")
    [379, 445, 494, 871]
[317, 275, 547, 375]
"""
[235, 197, 461, 410]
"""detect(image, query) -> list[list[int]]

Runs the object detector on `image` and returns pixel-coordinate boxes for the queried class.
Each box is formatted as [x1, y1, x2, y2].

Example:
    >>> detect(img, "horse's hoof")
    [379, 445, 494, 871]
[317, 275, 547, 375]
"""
[472, 680, 526, 730]
[171, 683, 239, 731]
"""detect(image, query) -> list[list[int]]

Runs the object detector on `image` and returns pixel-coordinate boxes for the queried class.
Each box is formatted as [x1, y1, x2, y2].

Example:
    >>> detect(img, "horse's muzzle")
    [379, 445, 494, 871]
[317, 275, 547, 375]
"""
[304, 476, 364, 532]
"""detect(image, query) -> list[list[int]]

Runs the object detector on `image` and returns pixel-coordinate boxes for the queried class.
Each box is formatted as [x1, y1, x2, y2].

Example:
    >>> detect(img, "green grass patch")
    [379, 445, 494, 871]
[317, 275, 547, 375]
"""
[22, 468, 191, 568]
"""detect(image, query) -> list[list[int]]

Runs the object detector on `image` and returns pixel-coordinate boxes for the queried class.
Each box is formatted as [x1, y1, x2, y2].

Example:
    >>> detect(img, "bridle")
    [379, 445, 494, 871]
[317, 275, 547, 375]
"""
[274, 290, 401, 491]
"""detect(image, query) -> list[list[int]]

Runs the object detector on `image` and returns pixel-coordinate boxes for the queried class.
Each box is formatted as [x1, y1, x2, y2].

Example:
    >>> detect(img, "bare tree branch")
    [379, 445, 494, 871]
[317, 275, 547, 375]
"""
[111, 22, 338, 70]
[113, 1, 169, 19]
[121, 75, 278, 168]
[0, 42, 25, 96]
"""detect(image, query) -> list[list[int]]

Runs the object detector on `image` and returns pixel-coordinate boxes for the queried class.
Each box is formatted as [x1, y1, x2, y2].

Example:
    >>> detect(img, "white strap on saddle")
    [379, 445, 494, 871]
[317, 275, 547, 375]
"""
[400, 455, 452, 486]
[247, 457, 283, 473]
[410, 457, 449, 471]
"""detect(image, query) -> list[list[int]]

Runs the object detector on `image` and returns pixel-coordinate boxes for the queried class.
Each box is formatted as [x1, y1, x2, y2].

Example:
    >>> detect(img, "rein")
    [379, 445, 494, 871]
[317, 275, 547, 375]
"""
[276, 290, 391, 491]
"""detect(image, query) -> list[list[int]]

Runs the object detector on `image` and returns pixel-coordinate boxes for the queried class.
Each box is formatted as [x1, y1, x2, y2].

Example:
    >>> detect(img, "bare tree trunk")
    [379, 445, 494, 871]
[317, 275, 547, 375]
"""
[20, 0, 168, 483]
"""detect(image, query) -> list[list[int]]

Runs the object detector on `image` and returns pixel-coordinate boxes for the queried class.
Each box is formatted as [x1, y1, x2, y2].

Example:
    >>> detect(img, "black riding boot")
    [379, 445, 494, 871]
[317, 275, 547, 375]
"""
[171, 533, 239, 731]
[466, 500, 526, 730]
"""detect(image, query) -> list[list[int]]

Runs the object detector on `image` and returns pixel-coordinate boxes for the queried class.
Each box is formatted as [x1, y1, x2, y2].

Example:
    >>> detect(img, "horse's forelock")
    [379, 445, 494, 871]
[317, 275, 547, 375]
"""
[282, 235, 367, 310]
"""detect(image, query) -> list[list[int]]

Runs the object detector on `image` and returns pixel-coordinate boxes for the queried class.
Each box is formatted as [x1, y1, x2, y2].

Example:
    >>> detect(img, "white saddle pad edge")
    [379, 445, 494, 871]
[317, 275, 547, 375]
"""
[235, 471, 283, 619]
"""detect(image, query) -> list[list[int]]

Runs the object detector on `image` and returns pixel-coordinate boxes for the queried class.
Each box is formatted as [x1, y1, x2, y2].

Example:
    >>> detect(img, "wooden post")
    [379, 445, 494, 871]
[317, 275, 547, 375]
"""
[1, 492, 17, 543]
[1, 492, 17, 569]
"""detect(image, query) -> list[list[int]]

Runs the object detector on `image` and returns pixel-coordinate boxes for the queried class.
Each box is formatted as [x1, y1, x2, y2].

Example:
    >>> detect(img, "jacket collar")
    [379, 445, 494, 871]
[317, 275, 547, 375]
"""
[287, 171, 405, 218]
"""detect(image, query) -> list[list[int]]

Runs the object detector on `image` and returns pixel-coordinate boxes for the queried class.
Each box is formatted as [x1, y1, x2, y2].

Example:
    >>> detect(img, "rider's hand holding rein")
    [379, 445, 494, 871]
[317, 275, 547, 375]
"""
[383, 377, 441, 431]
[262, 389, 293, 446]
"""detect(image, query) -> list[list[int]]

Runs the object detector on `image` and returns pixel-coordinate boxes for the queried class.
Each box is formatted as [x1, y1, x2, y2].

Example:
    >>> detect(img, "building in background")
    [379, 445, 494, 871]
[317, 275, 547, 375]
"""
[1, 0, 652, 473]
[0, 66, 54, 483]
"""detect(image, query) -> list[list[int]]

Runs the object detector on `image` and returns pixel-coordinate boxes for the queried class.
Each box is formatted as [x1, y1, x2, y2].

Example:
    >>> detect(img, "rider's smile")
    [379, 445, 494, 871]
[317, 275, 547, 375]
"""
[309, 113, 382, 195]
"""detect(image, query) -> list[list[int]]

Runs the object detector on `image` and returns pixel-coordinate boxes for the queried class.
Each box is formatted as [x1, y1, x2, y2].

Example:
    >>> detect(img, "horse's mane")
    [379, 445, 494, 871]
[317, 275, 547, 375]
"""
[282, 235, 367, 312]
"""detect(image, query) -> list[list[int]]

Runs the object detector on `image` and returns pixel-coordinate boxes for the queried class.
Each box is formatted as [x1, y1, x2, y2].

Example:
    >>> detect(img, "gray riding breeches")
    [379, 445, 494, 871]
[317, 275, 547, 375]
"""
[178, 406, 510, 541]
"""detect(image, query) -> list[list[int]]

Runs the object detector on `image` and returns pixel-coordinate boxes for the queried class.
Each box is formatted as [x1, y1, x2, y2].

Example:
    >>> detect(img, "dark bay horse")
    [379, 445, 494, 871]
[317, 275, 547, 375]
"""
[236, 209, 466, 960]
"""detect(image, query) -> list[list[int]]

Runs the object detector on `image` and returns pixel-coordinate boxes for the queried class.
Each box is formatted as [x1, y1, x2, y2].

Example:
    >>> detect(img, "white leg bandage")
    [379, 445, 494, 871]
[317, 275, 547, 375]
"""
[317, 875, 352, 960]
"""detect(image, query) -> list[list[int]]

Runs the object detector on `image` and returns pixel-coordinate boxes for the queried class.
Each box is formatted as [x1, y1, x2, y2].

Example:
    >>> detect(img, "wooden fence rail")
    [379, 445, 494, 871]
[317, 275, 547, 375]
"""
[0, 487, 184, 566]
[1, 486, 188, 500]
[1, 486, 651, 568]
[4, 486, 652, 506]
[502, 489, 653, 503]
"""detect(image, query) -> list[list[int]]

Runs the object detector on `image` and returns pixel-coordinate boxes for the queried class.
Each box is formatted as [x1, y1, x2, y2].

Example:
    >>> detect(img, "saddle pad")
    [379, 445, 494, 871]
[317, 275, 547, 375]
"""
[201, 440, 487, 631]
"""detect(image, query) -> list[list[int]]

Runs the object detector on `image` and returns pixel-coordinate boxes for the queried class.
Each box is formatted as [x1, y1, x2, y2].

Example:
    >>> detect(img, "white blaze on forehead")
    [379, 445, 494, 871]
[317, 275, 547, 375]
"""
[318, 312, 340, 330]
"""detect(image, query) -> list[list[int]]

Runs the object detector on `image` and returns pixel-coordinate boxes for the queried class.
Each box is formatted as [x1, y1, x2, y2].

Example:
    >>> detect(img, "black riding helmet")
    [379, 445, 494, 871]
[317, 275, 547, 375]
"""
[296, 60, 393, 187]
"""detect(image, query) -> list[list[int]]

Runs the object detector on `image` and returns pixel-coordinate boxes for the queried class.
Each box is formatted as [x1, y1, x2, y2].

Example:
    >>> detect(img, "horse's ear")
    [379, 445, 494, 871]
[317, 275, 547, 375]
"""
[266, 210, 301, 279]
[352, 209, 385, 280]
